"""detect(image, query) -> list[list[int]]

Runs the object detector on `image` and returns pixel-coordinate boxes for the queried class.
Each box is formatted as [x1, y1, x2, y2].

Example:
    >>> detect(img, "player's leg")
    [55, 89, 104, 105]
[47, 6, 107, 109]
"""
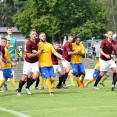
[68, 70, 75, 86]
[85, 69, 100, 87]
[71, 64, 81, 88]
[26, 62, 39, 94]
[35, 77, 40, 90]
[40, 67, 53, 95]
[78, 63, 85, 87]
[93, 59, 108, 88]
[99, 71, 109, 87]
[61, 60, 71, 88]
[39, 75, 44, 89]
[17, 61, 31, 95]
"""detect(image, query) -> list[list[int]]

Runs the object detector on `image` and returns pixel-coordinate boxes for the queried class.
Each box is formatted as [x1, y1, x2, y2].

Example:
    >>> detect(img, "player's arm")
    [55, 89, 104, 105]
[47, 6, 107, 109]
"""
[0, 53, 2, 70]
[100, 41, 110, 59]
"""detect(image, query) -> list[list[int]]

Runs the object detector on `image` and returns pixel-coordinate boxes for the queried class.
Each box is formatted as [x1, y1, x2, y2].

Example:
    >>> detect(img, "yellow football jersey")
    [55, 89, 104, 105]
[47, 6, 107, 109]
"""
[94, 60, 100, 70]
[38, 42, 55, 67]
[70, 43, 85, 64]
[2, 47, 11, 69]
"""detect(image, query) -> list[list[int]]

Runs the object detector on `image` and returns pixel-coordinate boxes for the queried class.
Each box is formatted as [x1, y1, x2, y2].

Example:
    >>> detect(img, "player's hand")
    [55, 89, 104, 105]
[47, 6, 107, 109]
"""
[60, 56, 65, 60]
[12, 62, 16, 67]
[0, 64, 2, 70]
[105, 54, 110, 59]
[32, 50, 37, 53]
[37, 50, 44, 55]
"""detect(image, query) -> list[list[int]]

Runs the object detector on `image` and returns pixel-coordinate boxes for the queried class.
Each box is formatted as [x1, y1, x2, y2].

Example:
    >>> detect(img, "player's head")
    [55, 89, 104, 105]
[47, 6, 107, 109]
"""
[1, 37, 7, 46]
[39, 32, 46, 42]
[53, 41, 60, 50]
[6, 40, 10, 48]
[29, 29, 36, 40]
[68, 33, 74, 43]
[7, 27, 12, 35]
[107, 31, 113, 39]
[75, 37, 81, 45]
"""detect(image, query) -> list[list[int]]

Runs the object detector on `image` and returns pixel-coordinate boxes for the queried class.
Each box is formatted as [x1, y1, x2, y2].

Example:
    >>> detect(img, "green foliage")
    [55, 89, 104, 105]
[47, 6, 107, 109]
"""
[13, 0, 108, 41]
[96, 0, 117, 34]
[0, 1, 17, 27]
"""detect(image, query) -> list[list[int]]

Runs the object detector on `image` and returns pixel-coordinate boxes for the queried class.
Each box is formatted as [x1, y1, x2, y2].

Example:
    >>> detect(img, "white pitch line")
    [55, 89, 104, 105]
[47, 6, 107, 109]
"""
[20, 105, 117, 112]
[0, 107, 30, 117]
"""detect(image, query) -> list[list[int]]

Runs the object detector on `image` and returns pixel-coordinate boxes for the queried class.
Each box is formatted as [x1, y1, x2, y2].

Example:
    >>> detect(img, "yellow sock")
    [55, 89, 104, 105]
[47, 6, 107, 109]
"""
[75, 77, 81, 86]
[39, 76, 44, 87]
[0, 79, 7, 88]
[81, 74, 85, 81]
[101, 75, 109, 83]
[85, 78, 95, 86]
[69, 72, 74, 85]
[10, 78, 17, 90]
[50, 77, 55, 87]
[46, 78, 52, 92]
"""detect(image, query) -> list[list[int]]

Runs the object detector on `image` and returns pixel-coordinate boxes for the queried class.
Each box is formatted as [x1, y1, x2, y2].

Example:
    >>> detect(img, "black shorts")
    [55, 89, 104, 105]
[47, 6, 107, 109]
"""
[93, 52, 96, 56]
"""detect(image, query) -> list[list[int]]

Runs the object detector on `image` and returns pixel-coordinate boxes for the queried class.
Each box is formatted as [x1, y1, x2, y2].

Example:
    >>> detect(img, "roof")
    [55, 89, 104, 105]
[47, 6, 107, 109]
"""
[0, 27, 19, 33]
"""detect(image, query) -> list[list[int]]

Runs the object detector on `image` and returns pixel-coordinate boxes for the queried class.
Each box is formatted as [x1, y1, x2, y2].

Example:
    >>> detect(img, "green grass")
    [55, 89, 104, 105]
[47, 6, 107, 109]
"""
[0, 80, 117, 117]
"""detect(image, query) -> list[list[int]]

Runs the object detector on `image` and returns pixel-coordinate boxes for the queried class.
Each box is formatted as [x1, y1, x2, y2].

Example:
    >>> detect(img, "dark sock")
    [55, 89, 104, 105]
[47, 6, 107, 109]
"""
[112, 73, 116, 83]
[93, 75, 102, 87]
[26, 78, 36, 88]
[112, 74, 117, 86]
[35, 77, 39, 87]
[63, 73, 68, 84]
[27, 77, 31, 83]
[18, 80, 26, 92]
[57, 76, 63, 86]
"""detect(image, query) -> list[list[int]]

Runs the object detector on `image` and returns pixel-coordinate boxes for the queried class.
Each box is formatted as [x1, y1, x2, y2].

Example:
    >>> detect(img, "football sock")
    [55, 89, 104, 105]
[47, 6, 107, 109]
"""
[85, 78, 95, 86]
[63, 72, 68, 84]
[112, 73, 116, 83]
[69, 72, 74, 85]
[50, 77, 55, 87]
[93, 75, 102, 86]
[46, 78, 52, 92]
[81, 74, 85, 81]
[26, 78, 36, 88]
[0, 79, 7, 88]
[18, 80, 26, 92]
[75, 76, 81, 86]
[57, 76, 63, 86]
[10, 78, 17, 90]
[35, 77, 39, 87]
[101, 75, 108, 83]
[112, 74, 117, 86]
[39, 76, 44, 87]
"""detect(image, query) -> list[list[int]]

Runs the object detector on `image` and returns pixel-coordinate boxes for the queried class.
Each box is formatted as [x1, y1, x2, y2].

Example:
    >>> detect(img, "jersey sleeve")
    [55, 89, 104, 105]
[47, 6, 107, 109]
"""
[26, 42, 32, 53]
[51, 45, 55, 53]
[100, 40, 105, 49]
[66, 43, 71, 52]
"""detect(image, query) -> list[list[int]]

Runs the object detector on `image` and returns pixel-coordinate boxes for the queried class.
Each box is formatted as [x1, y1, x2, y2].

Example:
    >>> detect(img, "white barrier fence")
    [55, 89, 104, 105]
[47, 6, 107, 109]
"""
[0, 69, 94, 81]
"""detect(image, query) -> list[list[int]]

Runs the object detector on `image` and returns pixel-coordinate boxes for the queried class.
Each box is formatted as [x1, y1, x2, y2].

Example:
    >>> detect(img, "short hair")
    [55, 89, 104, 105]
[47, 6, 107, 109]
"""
[107, 30, 113, 34]
[30, 29, 36, 33]
[68, 33, 74, 37]
[76, 36, 81, 40]
[54, 41, 59, 45]
[7, 27, 12, 30]
[1, 37, 7, 40]
[39, 32, 46, 36]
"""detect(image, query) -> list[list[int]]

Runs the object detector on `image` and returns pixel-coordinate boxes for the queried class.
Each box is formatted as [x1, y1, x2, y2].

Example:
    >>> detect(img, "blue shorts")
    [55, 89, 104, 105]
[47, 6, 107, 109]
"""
[93, 69, 108, 78]
[2, 68, 13, 78]
[40, 67, 55, 78]
[71, 63, 85, 74]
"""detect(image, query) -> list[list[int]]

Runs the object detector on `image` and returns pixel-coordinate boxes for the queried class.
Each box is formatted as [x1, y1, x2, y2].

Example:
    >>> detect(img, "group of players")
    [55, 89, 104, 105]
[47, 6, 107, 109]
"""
[0, 28, 117, 96]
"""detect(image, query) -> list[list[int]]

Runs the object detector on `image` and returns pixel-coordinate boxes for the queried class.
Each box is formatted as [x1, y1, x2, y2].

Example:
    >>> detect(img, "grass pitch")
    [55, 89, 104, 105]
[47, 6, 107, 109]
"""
[0, 80, 117, 117]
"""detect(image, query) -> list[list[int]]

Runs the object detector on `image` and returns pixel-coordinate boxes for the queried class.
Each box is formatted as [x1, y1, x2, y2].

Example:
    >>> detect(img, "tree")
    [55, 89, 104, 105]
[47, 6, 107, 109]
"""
[96, 0, 117, 34]
[13, 0, 108, 41]
[0, 0, 17, 27]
